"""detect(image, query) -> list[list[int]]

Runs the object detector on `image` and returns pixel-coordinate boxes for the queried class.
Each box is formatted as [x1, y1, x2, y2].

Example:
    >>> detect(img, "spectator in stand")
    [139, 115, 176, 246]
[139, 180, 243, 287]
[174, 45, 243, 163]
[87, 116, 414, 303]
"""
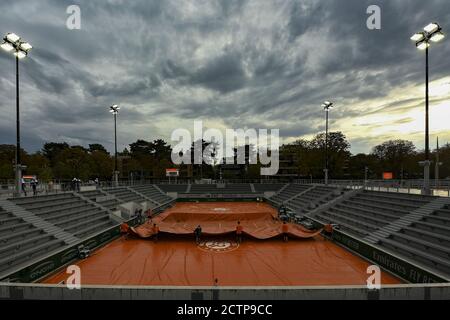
[236, 221, 243, 244]
[31, 178, 38, 196]
[282, 222, 289, 242]
[21, 177, 27, 196]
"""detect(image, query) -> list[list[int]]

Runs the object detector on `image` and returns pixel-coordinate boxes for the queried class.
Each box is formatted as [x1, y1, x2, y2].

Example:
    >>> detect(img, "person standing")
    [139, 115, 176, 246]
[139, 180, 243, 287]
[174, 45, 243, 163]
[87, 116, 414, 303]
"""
[282, 221, 289, 242]
[152, 224, 160, 242]
[31, 178, 37, 196]
[21, 177, 27, 196]
[194, 225, 202, 244]
[236, 221, 243, 244]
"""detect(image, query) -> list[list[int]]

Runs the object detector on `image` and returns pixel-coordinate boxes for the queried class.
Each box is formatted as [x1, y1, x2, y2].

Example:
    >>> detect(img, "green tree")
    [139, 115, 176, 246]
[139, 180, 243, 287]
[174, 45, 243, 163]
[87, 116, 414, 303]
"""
[371, 140, 417, 179]
[89, 144, 108, 154]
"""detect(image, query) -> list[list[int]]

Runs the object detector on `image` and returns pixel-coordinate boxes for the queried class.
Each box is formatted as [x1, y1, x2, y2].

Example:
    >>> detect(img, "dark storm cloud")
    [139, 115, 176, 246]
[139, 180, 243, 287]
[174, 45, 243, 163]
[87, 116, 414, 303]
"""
[190, 50, 247, 93]
[0, 0, 449, 154]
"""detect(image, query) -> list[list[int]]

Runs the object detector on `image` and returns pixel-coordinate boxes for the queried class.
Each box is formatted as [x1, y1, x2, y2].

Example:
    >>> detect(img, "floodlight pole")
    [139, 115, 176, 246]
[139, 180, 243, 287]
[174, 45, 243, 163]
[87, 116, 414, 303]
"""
[324, 109, 329, 186]
[412, 23, 445, 196]
[422, 45, 431, 195]
[15, 55, 22, 197]
[113, 111, 119, 187]
[2, 33, 32, 197]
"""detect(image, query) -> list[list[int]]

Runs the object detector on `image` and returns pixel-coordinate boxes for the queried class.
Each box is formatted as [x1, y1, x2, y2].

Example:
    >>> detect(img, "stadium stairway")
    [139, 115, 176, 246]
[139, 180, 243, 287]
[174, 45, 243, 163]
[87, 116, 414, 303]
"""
[0, 199, 79, 246]
[79, 189, 122, 211]
[128, 185, 173, 206]
[283, 186, 315, 205]
[311, 190, 433, 238]
[75, 191, 123, 223]
[285, 185, 347, 215]
[0, 201, 74, 276]
[364, 196, 450, 243]
[10, 193, 117, 240]
[308, 190, 450, 278]
[270, 184, 311, 204]
[101, 187, 148, 204]
[367, 197, 450, 278]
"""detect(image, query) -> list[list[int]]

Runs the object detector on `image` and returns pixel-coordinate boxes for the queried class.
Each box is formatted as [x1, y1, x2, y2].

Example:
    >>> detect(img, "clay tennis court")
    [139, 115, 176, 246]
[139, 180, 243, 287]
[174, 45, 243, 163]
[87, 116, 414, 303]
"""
[42, 202, 402, 286]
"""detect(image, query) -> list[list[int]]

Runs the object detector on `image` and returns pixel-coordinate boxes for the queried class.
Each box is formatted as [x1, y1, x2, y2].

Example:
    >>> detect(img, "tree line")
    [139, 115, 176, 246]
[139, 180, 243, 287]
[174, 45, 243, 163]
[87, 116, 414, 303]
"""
[0, 132, 448, 182]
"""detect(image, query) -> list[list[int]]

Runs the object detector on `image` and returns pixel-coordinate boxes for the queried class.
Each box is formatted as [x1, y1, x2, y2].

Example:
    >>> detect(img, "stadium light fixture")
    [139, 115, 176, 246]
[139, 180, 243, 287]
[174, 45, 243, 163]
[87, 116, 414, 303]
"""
[424, 23, 439, 34]
[6, 32, 20, 43]
[110, 105, 120, 186]
[322, 101, 334, 186]
[0, 42, 14, 52]
[410, 22, 445, 195]
[411, 33, 425, 42]
[1, 32, 32, 197]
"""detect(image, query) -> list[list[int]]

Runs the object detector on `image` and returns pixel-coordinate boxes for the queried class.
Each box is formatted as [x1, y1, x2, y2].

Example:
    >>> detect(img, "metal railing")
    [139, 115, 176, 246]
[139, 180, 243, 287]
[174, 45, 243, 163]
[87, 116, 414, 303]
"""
[3, 179, 450, 199]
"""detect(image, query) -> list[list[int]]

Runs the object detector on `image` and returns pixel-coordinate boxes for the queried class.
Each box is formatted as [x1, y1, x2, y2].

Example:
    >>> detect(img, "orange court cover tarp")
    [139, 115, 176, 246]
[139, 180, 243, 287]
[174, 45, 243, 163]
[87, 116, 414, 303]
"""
[127, 202, 322, 240]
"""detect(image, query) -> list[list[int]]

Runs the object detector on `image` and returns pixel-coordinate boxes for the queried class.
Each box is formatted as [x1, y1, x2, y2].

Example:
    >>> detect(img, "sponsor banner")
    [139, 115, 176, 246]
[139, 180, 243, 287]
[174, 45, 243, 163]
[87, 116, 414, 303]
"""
[331, 230, 447, 284]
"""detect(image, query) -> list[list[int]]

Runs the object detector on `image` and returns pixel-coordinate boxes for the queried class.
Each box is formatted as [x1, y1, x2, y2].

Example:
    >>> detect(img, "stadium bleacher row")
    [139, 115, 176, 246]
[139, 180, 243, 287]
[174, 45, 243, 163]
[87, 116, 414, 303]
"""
[130, 185, 173, 205]
[12, 193, 116, 240]
[377, 203, 450, 277]
[284, 186, 345, 214]
[80, 190, 121, 211]
[308, 190, 450, 277]
[0, 205, 66, 274]
[102, 187, 147, 204]
[313, 191, 434, 237]
[156, 183, 284, 194]
[0, 184, 176, 277]
[270, 184, 312, 203]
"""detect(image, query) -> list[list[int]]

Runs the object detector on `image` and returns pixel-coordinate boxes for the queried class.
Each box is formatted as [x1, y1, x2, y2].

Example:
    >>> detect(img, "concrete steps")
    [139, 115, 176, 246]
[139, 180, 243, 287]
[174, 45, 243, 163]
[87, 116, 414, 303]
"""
[0, 199, 79, 246]
[365, 197, 450, 244]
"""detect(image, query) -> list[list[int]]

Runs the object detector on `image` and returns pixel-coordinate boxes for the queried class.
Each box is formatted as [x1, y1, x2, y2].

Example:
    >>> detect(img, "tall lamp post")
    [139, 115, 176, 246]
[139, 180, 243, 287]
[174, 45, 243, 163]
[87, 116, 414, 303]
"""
[411, 22, 445, 195]
[321, 101, 334, 186]
[1, 33, 33, 197]
[435, 137, 443, 188]
[110, 105, 120, 187]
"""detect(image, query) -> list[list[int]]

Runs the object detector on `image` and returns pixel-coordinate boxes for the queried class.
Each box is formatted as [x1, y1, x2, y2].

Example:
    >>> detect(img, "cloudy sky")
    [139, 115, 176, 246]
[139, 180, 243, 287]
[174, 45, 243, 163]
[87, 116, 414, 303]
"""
[0, 0, 449, 155]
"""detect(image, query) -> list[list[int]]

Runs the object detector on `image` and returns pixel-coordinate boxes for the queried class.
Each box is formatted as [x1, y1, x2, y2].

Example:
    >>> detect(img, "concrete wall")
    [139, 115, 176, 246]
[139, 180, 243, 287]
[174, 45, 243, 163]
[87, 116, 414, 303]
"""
[0, 283, 448, 300]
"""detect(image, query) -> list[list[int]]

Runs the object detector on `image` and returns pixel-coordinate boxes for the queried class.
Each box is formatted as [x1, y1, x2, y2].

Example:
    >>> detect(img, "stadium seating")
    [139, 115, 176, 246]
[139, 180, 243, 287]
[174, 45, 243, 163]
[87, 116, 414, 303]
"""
[285, 186, 343, 214]
[102, 187, 147, 203]
[270, 184, 311, 204]
[220, 184, 253, 194]
[188, 184, 254, 194]
[12, 193, 116, 240]
[79, 190, 122, 211]
[129, 185, 173, 205]
[312, 191, 434, 238]
[253, 184, 286, 193]
[0, 205, 65, 274]
[376, 203, 450, 277]
[79, 190, 104, 200]
[157, 184, 189, 194]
